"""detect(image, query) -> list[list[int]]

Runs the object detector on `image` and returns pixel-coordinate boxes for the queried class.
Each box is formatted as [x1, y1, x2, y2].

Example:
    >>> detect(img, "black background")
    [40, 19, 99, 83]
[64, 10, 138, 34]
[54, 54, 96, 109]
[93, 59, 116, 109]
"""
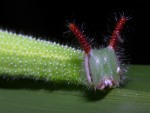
[0, 1, 148, 65]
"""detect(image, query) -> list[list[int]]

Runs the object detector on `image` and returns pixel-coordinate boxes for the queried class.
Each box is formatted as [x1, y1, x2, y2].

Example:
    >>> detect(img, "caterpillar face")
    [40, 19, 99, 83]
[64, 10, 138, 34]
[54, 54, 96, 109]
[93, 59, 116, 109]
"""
[87, 47, 121, 90]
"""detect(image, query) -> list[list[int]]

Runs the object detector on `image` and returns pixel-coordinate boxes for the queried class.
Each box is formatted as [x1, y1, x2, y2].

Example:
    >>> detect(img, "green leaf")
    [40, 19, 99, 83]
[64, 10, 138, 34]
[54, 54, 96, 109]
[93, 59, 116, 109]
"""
[0, 65, 150, 113]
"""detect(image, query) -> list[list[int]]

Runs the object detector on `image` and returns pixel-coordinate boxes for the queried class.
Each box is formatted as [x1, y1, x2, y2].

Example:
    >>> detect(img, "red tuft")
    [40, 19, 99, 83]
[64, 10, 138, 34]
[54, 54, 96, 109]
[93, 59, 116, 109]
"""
[109, 16, 127, 49]
[69, 23, 91, 53]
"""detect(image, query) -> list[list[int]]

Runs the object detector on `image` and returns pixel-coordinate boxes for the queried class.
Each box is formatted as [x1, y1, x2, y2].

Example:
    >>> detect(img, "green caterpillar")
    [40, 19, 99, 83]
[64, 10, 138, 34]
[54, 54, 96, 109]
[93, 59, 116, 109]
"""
[0, 16, 128, 90]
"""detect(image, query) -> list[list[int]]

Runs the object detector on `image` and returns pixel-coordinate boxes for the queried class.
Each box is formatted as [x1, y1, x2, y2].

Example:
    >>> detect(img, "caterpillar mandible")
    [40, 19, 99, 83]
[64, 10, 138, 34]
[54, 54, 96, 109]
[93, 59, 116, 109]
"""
[0, 16, 128, 90]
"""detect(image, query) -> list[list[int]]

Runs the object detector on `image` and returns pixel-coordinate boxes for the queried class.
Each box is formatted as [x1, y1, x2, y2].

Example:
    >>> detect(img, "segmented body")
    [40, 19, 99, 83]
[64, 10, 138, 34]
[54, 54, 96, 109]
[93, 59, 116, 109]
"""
[0, 30, 86, 85]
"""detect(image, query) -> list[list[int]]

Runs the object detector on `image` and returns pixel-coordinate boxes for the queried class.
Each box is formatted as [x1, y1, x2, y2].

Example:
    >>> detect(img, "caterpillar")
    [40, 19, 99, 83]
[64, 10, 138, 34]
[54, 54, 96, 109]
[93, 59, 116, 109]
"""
[0, 16, 128, 90]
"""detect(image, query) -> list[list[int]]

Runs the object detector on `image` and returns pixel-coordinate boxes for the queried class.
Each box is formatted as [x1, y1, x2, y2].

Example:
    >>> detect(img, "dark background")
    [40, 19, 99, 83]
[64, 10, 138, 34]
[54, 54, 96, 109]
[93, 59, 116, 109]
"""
[0, 1, 148, 65]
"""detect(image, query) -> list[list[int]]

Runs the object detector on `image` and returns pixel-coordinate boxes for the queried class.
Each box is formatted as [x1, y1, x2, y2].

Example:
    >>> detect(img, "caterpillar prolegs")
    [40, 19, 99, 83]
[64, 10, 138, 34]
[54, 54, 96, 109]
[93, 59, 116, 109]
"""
[0, 16, 128, 90]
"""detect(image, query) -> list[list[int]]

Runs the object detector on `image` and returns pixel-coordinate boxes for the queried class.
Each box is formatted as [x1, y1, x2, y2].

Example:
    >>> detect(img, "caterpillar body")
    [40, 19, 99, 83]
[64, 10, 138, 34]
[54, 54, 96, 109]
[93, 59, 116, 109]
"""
[0, 16, 128, 90]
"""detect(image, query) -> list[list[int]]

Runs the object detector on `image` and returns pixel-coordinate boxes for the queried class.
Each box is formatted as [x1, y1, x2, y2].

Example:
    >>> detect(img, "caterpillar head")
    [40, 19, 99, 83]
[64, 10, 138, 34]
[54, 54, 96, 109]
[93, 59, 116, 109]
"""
[85, 46, 124, 90]
[68, 16, 127, 90]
